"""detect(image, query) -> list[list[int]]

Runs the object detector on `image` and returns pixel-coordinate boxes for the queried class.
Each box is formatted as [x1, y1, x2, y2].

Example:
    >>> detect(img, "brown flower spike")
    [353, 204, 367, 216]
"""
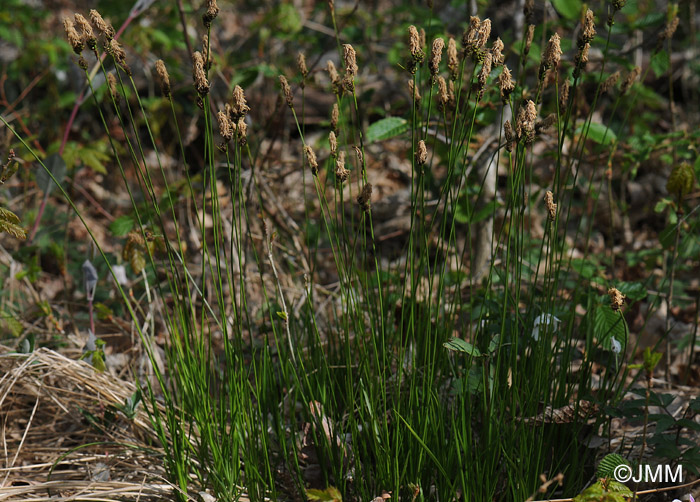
[608, 287, 625, 311]
[544, 191, 557, 220]
[357, 183, 373, 212]
[304, 145, 319, 176]
[155, 60, 171, 98]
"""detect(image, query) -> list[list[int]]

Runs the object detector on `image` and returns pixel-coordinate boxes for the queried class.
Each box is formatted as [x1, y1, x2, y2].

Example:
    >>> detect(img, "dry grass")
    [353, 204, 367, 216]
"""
[0, 347, 190, 501]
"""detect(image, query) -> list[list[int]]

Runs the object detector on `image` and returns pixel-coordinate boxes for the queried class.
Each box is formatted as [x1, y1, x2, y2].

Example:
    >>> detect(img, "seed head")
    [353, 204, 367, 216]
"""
[447, 37, 459, 80]
[217, 111, 233, 142]
[297, 52, 308, 81]
[236, 117, 248, 146]
[559, 78, 570, 109]
[516, 100, 537, 144]
[107, 72, 119, 103]
[89, 10, 114, 40]
[279, 75, 293, 108]
[542, 33, 562, 70]
[476, 19, 491, 49]
[524, 25, 535, 56]
[575, 42, 590, 67]
[335, 151, 349, 183]
[408, 26, 423, 63]
[579, 9, 596, 47]
[343, 44, 358, 91]
[108, 39, 130, 75]
[621, 66, 640, 94]
[416, 140, 428, 166]
[326, 60, 341, 94]
[477, 51, 493, 95]
[202, 34, 212, 67]
[231, 85, 250, 119]
[601, 71, 620, 94]
[331, 103, 339, 132]
[353, 145, 364, 171]
[524, 0, 535, 24]
[357, 183, 373, 212]
[74, 13, 96, 50]
[498, 65, 515, 102]
[63, 18, 84, 54]
[304, 145, 319, 176]
[491, 37, 504, 67]
[656, 16, 679, 51]
[429, 37, 445, 78]
[329, 131, 338, 157]
[504, 120, 515, 152]
[155, 60, 171, 98]
[448, 80, 456, 108]
[437, 76, 449, 108]
[608, 287, 625, 311]
[192, 51, 210, 95]
[203, 0, 219, 28]
[544, 191, 557, 220]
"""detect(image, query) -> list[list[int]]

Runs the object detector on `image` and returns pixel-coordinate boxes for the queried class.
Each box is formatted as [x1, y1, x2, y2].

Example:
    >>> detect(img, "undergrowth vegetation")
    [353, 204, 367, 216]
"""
[1, 0, 699, 500]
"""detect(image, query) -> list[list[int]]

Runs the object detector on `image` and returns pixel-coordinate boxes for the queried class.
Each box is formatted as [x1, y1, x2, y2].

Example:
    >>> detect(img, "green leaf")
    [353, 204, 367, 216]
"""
[615, 282, 647, 302]
[306, 486, 342, 502]
[650, 49, 670, 78]
[552, 0, 582, 20]
[36, 153, 67, 195]
[443, 337, 482, 356]
[597, 453, 629, 478]
[0, 219, 26, 240]
[594, 305, 627, 352]
[109, 215, 135, 236]
[366, 117, 408, 143]
[576, 122, 617, 145]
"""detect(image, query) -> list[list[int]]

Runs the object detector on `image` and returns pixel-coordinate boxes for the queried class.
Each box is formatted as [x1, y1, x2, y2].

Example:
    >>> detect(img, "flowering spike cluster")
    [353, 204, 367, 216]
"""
[192, 51, 210, 95]
[515, 100, 537, 145]
[203, 0, 219, 28]
[155, 60, 171, 98]
[447, 37, 459, 80]
[429, 38, 444, 80]
[498, 66, 515, 102]
[407, 25, 424, 74]
[462, 16, 491, 61]
[343, 44, 358, 91]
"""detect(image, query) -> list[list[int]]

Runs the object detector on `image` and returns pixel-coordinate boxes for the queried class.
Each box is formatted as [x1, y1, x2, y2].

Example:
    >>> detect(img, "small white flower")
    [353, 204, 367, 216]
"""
[532, 314, 561, 341]
[112, 264, 128, 286]
[611, 337, 622, 354]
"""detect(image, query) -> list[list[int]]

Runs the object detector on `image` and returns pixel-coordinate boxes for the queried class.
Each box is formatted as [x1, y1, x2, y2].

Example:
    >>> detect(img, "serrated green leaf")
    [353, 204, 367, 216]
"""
[597, 453, 629, 478]
[80, 146, 109, 175]
[0, 207, 20, 224]
[109, 215, 135, 236]
[552, 0, 582, 20]
[366, 117, 408, 143]
[0, 219, 27, 240]
[615, 282, 647, 301]
[306, 486, 342, 502]
[443, 337, 482, 356]
[594, 305, 627, 352]
[650, 49, 670, 78]
[576, 122, 617, 145]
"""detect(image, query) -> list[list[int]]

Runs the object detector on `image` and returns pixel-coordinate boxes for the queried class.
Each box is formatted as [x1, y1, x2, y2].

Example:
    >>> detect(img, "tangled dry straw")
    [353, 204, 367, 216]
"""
[0, 347, 197, 501]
